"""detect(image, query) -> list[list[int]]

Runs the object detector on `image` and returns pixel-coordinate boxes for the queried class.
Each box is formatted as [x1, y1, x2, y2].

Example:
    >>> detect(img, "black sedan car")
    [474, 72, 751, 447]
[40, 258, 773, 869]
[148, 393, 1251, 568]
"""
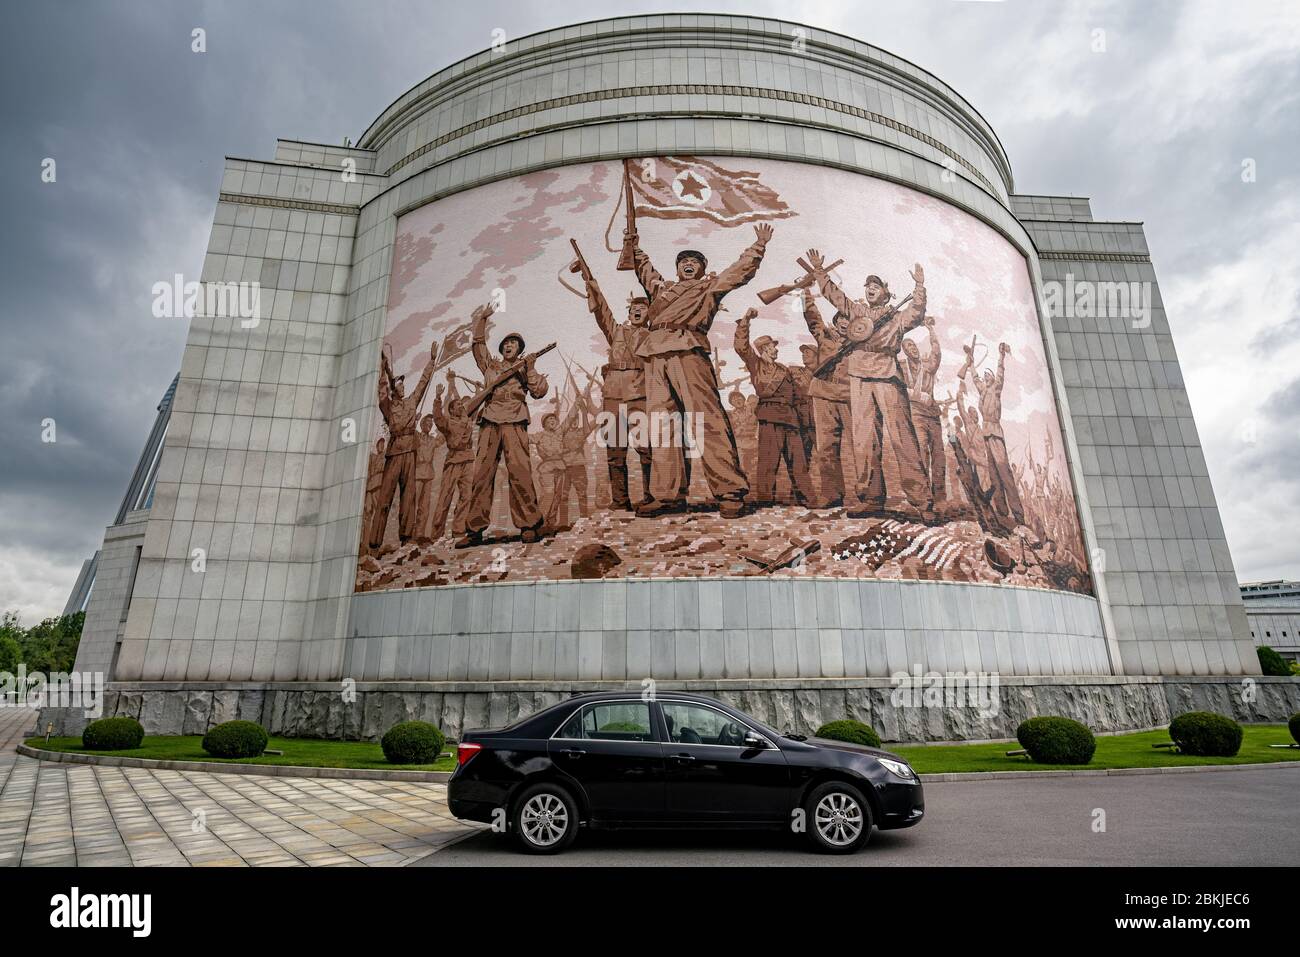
[448, 691, 923, 854]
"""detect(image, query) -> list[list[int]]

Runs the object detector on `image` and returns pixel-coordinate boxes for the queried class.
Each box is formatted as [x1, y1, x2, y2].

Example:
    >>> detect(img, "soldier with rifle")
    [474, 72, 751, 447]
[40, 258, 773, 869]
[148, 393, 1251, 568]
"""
[958, 340, 1025, 526]
[804, 249, 933, 520]
[428, 372, 474, 539]
[800, 288, 856, 507]
[621, 223, 772, 518]
[368, 339, 438, 549]
[570, 239, 653, 510]
[457, 302, 552, 548]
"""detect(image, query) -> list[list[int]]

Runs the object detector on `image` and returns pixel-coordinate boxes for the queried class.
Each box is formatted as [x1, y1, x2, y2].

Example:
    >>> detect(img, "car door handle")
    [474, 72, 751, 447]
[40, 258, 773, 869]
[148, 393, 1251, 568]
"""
[560, 748, 586, 759]
[670, 753, 696, 763]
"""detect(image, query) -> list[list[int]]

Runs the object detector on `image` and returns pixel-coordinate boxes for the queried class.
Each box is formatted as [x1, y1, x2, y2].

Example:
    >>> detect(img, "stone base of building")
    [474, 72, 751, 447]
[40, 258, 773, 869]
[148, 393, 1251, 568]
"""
[38, 676, 1299, 744]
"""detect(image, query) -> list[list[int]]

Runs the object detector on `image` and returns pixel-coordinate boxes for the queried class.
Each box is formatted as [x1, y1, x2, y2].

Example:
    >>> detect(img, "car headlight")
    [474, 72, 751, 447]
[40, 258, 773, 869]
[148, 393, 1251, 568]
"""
[878, 757, 916, 781]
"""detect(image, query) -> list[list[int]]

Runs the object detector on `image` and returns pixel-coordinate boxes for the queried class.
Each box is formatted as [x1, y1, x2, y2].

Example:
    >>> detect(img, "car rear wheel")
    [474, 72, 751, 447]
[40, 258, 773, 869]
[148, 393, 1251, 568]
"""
[804, 781, 872, 854]
[511, 783, 579, 854]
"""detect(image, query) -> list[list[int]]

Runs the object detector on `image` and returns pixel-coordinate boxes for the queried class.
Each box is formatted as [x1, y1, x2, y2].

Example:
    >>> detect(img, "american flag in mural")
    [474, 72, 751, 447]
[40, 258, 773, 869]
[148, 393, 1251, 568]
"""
[625, 156, 797, 226]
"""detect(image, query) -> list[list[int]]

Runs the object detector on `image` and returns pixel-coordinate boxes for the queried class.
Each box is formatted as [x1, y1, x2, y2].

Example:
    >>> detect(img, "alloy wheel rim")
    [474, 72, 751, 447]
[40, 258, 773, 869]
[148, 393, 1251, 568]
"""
[520, 793, 569, 846]
[814, 792, 864, 846]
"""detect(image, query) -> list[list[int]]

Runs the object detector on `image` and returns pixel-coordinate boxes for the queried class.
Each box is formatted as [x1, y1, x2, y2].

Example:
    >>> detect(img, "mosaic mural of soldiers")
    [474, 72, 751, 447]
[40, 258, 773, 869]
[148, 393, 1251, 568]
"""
[728, 387, 758, 486]
[627, 223, 772, 517]
[369, 340, 438, 549]
[954, 375, 989, 490]
[900, 315, 946, 508]
[959, 340, 1025, 526]
[428, 373, 474, 538]
[533, 409, 570, 530]
[577, 256, 653, 510]
[360, 436, 386, 556]
[793, 344, 817, 465]
[805, 250, 932, 519]
[800, 288, 855, 507]
[533, 382, 598, 531]
[561, 372, 598, 520]
[412, 413, 442, 541]
[459, 303, 549, 547]
[734, 307, 811, 505]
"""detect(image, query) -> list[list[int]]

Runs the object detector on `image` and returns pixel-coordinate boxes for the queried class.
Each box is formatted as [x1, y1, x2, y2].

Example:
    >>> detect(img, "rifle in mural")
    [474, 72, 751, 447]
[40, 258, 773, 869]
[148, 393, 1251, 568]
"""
[569, 238, 594, 283]
[616, 163, 637, 271]
[811, 293, 914, 379]
[757, 256, 843, 304]
[462, 342, 558, 419]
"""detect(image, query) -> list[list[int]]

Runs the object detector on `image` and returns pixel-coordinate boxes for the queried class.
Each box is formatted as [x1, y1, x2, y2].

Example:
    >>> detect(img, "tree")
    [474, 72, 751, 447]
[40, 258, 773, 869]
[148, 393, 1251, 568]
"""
[0, 610, 85, 674]
[0, 634, 19, 674]
[1256, 645, 1293, 677]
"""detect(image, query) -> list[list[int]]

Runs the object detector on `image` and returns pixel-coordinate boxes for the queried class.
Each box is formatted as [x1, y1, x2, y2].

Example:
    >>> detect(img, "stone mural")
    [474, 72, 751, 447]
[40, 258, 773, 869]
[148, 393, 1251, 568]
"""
[357, 156, 1092, 595]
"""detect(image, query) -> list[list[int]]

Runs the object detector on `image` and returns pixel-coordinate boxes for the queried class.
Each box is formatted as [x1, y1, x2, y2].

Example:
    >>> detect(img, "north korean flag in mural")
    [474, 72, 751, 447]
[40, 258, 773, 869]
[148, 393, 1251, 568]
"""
[625, 156, 797, 226]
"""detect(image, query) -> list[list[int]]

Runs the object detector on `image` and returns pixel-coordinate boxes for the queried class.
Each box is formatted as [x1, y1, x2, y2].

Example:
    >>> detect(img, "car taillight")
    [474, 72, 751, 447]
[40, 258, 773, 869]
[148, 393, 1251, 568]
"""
[457, 742, 482, 766]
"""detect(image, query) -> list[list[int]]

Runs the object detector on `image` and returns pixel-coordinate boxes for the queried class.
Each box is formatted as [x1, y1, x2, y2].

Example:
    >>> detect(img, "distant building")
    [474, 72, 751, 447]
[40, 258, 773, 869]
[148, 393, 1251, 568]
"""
[61, 374, 178, 678]
[1241, 580, 1300, 663]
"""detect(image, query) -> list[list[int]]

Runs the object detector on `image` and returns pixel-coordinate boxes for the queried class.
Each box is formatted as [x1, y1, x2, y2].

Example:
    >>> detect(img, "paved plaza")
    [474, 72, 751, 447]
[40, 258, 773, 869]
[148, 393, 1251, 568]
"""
[0, 708, 479, 867]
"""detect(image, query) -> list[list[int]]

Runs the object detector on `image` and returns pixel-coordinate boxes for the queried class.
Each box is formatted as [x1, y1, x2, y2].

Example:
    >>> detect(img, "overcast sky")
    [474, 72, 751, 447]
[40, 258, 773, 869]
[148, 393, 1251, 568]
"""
[1, 0, 1297, 623]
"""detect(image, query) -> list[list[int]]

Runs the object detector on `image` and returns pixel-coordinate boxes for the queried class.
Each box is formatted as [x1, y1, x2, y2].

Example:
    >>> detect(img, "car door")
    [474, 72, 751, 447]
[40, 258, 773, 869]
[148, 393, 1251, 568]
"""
[657, 701, 791, 824]
[548, 700, 665, 822]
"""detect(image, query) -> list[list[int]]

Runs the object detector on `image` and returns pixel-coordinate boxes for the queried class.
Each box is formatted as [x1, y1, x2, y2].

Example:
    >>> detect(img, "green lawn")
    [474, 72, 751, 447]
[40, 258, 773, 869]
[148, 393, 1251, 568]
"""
[26, 725, 1299, 776]
[892, 724, 1300, 773]
[27, 735, 458, 772]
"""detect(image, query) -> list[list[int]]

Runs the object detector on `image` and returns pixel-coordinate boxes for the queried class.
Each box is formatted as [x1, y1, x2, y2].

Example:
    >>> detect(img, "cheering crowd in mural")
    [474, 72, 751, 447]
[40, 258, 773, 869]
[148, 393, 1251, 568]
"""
[359, 157, 1089, 593]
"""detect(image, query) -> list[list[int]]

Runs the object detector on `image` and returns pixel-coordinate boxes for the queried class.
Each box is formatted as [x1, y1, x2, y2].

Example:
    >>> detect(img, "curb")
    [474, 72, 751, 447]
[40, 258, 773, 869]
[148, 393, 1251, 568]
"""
[15, 744, 454, 783]
[919, 760, 1300, 782]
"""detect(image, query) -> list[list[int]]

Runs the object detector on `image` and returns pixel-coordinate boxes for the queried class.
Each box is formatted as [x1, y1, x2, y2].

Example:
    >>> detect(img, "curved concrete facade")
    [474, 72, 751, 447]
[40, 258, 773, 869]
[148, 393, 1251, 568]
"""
[326, 15, 1111, 681]
[81, 15, 1261, 743]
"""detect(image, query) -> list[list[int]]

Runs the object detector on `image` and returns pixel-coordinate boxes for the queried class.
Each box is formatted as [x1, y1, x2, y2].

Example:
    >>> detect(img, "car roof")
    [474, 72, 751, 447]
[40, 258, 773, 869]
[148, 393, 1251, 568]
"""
[563, 690, 724, 704]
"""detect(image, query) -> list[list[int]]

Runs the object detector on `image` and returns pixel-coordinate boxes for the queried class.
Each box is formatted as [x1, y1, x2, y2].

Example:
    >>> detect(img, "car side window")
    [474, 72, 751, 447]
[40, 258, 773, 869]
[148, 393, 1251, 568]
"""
[557, 702, 654, 742]
[661, 703, 749, 747]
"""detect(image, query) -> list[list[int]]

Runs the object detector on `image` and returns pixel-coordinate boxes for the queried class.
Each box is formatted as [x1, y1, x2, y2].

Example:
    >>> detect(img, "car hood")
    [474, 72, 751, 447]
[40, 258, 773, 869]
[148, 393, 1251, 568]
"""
[804, 736, 906, 762]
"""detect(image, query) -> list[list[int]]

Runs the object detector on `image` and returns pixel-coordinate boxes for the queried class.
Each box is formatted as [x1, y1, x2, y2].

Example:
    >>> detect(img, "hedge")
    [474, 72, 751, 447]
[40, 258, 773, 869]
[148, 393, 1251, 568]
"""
[381, 721, 446, 765]
[82, 717, 144, 751]
[1016, 716, 1096, 764]
[201, 720, 269, 759]
[814, 719, 882, 749]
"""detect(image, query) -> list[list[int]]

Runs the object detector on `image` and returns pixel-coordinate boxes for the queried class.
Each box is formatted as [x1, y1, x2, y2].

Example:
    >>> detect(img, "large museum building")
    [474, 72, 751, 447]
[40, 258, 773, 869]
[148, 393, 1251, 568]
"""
[52, 15, 1298, 740]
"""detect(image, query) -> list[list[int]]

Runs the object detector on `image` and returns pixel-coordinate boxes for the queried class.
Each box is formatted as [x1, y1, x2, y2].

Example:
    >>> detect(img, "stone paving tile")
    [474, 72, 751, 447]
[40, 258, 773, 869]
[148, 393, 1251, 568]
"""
[0, 708, 480, 867]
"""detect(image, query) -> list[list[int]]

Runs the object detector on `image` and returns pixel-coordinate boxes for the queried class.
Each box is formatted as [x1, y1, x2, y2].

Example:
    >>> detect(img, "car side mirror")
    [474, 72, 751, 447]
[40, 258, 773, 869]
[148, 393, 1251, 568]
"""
[742, 731, 765, 749]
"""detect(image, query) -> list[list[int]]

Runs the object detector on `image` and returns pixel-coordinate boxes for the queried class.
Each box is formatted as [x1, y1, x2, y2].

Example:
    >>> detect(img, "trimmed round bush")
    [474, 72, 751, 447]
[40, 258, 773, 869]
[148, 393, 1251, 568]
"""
[1256, 646, 1292, 677]
[1289, 713, 1300, 746]
[1169, 711, 1242, 757]
[814, 719, 882, 749]
[201, 720, 269, 759]
[82, 717, 144, 751]
[1016, 716, 1096, 765]
[381, 721, 446, 765]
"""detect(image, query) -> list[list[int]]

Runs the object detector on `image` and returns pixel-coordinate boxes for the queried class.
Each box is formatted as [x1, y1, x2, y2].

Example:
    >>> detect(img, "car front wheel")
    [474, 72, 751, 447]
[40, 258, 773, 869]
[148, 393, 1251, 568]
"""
[804, 781, 872, 853]
[511, 783, 579, 854]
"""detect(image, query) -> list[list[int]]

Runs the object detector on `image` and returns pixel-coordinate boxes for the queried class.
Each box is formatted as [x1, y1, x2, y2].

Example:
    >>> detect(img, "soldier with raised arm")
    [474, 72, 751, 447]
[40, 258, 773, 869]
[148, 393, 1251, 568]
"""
[412, 413, 442, 541]
[428, 372, 474, 539]
[805, 249, 933, 519]
[532, 407, 570, 531]
[901, 315, 946, 509]
[958, 340, 1025, 526]
[734, 307, 811, 505]
[458, 302, 549, 548]
[361, 436, 386, 556]
[800, 287, 855, 507]
[576, 250, 653, 511]
[627, 223, 772, 517]
[368, 339, 438, 550]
